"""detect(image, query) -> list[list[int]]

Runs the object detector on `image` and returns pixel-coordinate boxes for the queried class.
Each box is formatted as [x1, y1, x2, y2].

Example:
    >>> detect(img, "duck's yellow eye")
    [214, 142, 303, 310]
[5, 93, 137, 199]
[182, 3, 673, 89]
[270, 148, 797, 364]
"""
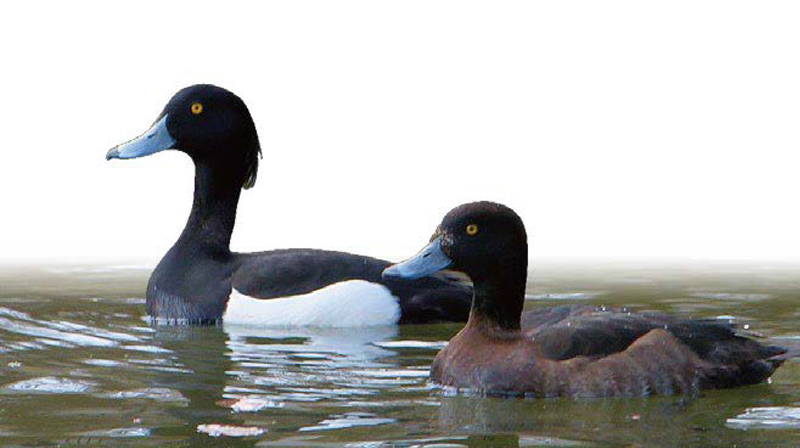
[190, 102, 203, 115]
[465, 224, 479, 236]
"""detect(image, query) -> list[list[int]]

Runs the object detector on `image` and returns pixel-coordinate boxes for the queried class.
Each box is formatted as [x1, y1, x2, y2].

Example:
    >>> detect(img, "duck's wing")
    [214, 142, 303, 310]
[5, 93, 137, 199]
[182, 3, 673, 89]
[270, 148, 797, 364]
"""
[232, 249, 389, 299]
[525, 305, 787, 392]
[525, 305, 664, 360]
[231, 249, 472, 323]
[526, 305, 784, 363]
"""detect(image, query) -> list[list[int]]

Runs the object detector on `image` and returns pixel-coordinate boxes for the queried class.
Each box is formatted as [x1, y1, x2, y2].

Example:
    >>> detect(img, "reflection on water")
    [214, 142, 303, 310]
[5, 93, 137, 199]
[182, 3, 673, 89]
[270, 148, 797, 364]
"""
[0, 262, 798, 447]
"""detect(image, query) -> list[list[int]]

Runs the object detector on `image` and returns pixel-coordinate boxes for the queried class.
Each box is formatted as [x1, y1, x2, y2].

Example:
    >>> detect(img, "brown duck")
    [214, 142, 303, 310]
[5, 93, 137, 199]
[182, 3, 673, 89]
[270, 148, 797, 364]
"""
[383, 201, 792, 398]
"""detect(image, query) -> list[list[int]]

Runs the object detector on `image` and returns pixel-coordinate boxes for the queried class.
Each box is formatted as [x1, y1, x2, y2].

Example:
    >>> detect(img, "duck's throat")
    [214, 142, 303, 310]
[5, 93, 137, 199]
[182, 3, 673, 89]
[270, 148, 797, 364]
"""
[178, 160, 242, 251]
[468, 270, 527, 332]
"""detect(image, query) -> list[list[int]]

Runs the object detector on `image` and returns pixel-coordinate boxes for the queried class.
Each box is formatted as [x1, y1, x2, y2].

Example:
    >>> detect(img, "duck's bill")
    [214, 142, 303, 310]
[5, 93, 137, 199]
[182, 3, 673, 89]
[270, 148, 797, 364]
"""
[382, 237, 453, 280]
[106, 115, 175, 160]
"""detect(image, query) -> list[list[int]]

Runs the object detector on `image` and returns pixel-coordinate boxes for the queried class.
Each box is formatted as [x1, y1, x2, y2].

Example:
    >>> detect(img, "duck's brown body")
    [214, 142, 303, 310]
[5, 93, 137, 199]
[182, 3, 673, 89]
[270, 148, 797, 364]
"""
[432, 305, 785, 398]
[385, 202, 791, 399]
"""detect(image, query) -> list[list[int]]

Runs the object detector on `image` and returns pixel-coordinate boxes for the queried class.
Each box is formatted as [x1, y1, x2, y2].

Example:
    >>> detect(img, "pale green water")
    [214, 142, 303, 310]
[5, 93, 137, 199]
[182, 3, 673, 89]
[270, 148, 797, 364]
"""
[0, 262, 798, 447]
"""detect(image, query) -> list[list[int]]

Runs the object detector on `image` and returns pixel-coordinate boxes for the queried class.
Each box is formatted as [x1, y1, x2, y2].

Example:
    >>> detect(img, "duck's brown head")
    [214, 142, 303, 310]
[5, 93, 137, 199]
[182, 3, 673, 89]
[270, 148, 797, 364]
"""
[383, 201, 527, 283]
[384, 201, 528, 329]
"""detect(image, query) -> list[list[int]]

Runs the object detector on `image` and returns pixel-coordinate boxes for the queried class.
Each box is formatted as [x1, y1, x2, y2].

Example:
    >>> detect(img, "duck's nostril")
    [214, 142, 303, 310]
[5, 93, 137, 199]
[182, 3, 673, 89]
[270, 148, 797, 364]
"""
[146, 134, 155, 140]
[422, 253, 430, 258]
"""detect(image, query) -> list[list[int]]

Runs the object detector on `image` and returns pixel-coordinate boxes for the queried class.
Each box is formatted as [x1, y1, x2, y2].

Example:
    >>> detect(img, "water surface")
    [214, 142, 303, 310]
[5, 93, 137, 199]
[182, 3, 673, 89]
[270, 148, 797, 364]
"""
[0, 261, 798, 447]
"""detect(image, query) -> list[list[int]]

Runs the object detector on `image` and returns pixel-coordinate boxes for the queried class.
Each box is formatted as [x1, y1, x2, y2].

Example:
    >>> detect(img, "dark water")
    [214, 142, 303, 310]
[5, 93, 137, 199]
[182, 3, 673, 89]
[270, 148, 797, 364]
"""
[0, 261, 798, 447]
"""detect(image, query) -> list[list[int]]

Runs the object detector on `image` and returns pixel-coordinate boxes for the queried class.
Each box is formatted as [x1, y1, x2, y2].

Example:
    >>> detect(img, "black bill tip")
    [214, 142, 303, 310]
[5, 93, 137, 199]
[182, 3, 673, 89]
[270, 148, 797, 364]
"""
[106, 147, 120, 160]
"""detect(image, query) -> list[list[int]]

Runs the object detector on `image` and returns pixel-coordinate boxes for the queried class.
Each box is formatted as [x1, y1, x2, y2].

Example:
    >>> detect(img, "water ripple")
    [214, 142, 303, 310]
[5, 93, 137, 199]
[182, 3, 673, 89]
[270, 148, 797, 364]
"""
[726, 406, 800, 429]
[80, 427, 151, 438]
[3, 376, 95, 394]
[98, 387, 187, 402]
[0, 307, 118, 348]
[197, 424, 266, 437]
[300, 412, 396, 432]
[372, 340, 447, 350]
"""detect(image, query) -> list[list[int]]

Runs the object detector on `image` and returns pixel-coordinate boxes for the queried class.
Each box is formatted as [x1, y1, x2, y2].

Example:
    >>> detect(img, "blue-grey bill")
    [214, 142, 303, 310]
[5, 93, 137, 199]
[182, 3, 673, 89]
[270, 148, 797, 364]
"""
[106, 115, 175, 160]
[382, 237, 453, 280]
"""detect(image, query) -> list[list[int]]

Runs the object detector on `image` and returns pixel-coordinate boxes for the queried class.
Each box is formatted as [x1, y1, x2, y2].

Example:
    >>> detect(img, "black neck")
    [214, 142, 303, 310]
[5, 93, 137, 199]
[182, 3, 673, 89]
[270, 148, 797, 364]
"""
[468, 261, 528, 332]
[175, 159, 242, 252]
[146, 158, 243, 322]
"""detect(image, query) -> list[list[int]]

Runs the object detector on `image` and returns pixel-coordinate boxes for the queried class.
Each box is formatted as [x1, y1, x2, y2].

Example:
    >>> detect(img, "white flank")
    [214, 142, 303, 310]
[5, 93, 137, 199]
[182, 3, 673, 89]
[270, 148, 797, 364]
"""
[223, 280, 401, 327]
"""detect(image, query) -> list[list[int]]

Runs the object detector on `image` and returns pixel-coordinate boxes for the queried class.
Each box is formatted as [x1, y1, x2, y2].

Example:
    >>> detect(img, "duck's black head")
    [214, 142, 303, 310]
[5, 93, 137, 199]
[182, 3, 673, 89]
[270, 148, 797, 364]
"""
[107, 84, 262, 189]
[384, 201, 528, 282]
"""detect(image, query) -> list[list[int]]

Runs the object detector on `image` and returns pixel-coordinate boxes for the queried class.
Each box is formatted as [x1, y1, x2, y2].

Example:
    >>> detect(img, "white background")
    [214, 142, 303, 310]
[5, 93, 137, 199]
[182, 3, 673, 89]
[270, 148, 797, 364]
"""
[1, 1, 799, 263]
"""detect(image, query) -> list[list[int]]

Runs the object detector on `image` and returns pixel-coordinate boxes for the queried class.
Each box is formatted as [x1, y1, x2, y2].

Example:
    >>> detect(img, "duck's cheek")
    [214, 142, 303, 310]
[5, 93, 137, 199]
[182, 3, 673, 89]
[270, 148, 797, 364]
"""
[222, 280, 401, 327]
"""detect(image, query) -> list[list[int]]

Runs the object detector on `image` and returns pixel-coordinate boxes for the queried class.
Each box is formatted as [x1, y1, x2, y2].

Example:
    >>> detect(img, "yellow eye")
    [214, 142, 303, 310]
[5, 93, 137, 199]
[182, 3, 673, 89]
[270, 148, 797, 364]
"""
[465, 224, 479, 236]
[190, 102, 203, 115]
